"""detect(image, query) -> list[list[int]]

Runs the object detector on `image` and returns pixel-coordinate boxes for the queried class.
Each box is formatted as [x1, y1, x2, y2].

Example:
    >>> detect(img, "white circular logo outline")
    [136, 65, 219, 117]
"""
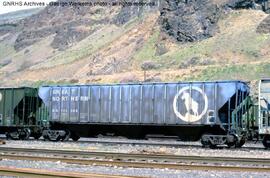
[173, 86, 208, 122]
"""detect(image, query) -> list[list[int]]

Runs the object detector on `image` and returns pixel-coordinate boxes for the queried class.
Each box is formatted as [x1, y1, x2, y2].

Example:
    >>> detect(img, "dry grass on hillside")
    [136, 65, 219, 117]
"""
[0, 10, 269, 86]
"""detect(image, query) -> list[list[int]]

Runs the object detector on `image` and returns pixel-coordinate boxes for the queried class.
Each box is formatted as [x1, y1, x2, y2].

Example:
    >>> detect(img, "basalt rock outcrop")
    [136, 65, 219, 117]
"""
[14, 0, 158, 51]
[113, 0, 158, 25]
[14, 0, 116, 51]
[12, 0, 270, 51]
[159, 0, 221, 42]
[159, 0, 269, 42]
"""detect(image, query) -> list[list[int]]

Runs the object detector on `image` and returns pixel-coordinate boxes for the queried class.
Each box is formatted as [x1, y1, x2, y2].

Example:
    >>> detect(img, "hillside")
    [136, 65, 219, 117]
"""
[0, 0, 269, 86]
[0, 8, 42, 24]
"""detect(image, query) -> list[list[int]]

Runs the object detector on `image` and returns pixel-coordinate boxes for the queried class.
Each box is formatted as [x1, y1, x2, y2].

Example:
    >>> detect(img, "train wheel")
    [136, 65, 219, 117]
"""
[227, 142, 236, 148]
[5, 132, 10, 140]
[209, 144, 217, 149]
[201, 133, 217, 148]
[62, 130, 71, 141]
[236, 138, 246, 148]
[19, 128, 31, 140]
[262, 135, 270, 149]
[33, 133, 42, 140]
[55, 135, 61, 142]
[6, 131, 19, 140]
[226, 134, 242, 148]
[43, 135, 50, 141]
[201, 138, 210, 148]
[71, 133, 80, 141]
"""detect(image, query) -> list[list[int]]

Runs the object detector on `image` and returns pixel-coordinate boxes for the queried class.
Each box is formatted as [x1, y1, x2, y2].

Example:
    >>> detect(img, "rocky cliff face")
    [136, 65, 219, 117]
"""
[159, 0, 269, 42]
[7, 0, 270, 51]
[0, 0, 269, 86]
[159, 0, 221, 42]
[14, 2, 119, 51]
[113, 0, 158, 25]
[13, 0, 159, 51]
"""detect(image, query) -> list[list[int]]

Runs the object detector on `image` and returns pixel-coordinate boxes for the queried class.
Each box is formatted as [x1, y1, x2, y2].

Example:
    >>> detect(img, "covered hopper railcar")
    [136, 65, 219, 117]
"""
[0, 87, 48, 140]
[259, 79, 270, 148]
[39, 81, 250, 147]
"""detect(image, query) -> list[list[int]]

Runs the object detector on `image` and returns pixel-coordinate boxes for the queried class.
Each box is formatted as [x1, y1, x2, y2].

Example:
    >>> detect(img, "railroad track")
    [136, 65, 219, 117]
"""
[0, 135, 202, 148]
[75, 138, 203, 148]
[0, 147, 269, 173]
[1, 135, 266, 150]
[73, 139, 267, 150]
[0, 166, 139, 178]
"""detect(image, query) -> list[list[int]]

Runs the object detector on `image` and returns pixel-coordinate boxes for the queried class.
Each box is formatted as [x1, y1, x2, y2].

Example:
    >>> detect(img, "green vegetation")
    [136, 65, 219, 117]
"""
[22, 79, 78, 88]
[184, 63, 270, 81]
[133, 10, 270, 70]
[212, 30, 269, 61]
[133, 29, 160, 62]
[1, 9, 269, 85]
[37, 18, 141, 69]
[161, 40, 214, 66]
[133, 28, 215, 68]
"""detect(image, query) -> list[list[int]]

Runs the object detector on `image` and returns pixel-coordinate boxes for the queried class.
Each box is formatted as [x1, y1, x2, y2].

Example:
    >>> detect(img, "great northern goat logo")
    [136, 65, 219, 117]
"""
[173, 86, 208, 122]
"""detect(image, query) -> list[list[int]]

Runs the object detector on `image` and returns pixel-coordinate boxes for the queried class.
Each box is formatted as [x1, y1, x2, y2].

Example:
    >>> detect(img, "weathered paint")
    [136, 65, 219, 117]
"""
[39, 81, 249, 128]
[259, 79, 270, 134]
[0, 87, 45, 127]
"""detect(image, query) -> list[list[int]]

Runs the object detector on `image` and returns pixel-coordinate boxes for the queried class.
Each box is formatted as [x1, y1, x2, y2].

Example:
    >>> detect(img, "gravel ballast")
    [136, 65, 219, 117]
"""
[1, 137, 269, 159]
[0, 159, 269, 178]
[0, 137, 270, 177]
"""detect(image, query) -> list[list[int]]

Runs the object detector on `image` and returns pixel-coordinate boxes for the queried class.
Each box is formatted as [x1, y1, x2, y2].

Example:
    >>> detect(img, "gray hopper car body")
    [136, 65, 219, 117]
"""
[39, 81, 249, 143]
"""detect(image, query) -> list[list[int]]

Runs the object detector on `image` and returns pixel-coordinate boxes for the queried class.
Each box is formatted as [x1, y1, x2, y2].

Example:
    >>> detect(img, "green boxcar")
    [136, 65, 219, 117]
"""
[0, 87, 48, 140]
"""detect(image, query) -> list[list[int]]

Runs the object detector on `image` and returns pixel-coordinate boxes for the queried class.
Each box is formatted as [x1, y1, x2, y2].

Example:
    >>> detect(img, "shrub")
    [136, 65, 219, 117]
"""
[141, 61, 158, 70]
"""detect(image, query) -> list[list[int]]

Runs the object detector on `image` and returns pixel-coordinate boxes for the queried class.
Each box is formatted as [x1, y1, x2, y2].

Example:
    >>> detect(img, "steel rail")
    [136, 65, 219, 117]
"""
[0, 166, 139, 178]
[73, 139, 267, 150]
[0, 146, 269, 165]
[0, 147, 269, 172]
[1, 136, 266, 150]
[0, 153, 270, 173]
[0, 136, 201, 148]
[75, 139, 204, 148]
[0, 136, 205, 148]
